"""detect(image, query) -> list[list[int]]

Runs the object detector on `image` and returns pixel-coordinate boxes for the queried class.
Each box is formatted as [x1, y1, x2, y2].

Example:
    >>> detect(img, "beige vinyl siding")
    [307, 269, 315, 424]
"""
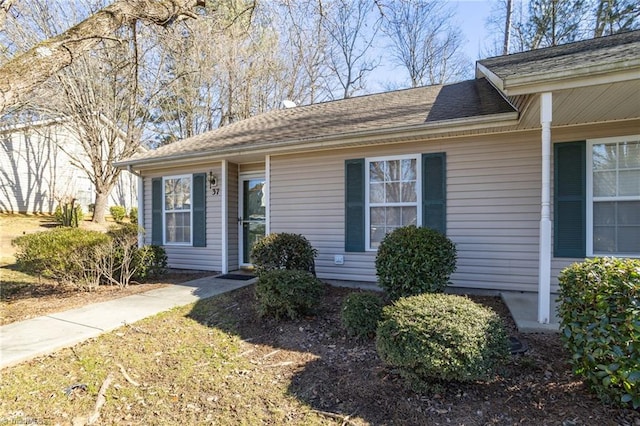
[270, 131, 543, 291]
[142, 164, 221, 272]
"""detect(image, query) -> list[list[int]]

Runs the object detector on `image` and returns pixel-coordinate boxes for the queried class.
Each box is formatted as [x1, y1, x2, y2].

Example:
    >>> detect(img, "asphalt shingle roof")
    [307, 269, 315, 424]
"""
[124, 78, 515, 164]
[478, 30, 640, 80]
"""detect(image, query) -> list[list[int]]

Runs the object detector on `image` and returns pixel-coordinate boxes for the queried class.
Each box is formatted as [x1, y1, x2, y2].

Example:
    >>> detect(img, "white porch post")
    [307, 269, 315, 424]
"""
[137, 174, 144, 248]
[265, 155, 271, 235]
[538, 92, 552, 324]
[221, 160, 229, 274]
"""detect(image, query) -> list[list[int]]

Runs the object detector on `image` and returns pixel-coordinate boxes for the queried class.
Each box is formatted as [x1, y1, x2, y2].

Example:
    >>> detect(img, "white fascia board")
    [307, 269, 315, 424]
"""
[499, 60, 640, 96]
[114, 113, 520, 172]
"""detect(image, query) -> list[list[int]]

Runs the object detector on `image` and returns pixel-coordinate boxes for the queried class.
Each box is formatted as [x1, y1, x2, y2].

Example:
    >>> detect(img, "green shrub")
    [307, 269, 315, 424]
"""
[254, 269, 324, 320]
[341, 292, 384, 339]
[133, 245, 167, 281]
[376, 293, 509, 391]
[375, 226, 457, 300]
[250, 233, 317, 277]
[129, 207, 138, 224]
[110, 205, 127, 223]
[13, 228, 109, 287]
[557, 257, 640, 409]
[54, 202, 84, 227]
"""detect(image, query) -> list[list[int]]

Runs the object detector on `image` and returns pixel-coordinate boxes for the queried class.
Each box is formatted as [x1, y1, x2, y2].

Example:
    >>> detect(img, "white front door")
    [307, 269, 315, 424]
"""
[239, 175, 266, 266]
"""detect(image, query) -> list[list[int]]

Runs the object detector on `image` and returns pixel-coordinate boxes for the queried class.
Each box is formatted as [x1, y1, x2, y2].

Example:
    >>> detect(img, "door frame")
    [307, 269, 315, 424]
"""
[238, 172, 266, 267]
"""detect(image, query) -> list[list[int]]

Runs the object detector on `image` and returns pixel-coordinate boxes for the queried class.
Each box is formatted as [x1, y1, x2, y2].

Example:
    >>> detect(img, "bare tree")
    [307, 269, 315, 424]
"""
[0, 0, 16, 32]
[277, 0, 332, 104]
[4, 1, 171, 222]
[592, 0, 639, 37]
[321, 0, 380, 99]
[0, 0, 204, 114]
[380, 0, 469, 87]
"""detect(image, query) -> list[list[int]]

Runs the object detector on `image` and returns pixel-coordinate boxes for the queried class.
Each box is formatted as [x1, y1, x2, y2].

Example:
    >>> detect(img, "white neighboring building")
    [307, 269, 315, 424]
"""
[0, 118, 137, 214]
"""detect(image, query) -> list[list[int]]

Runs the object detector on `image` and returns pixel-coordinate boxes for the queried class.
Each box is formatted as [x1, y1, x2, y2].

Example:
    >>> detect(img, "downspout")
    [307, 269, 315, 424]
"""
[221, 160, 228, 274]
[538, 93, 552, 324]
[127, 165, 144, 248]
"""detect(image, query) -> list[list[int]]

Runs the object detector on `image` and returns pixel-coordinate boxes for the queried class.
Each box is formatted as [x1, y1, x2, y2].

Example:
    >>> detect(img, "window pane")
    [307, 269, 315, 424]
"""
[370, 182, 384, 203]
[371, 207, 385, 225]
[592, 143, 617, 170]
[165, 212, 190, 243]
[370, 226, 386, 248]
[619, 141, 640, 169]
[370, 161, 385, 182]
[385, 182, 401, 202]
[618, 201, 640, 225]
[402, 159, 416, 180]
[619, 170, 640, 196]
[618, 226, 640, 253]
[593, 171, 616, 197]
[386, 207, 401, 226]
[593, 225, 615, 253]
[401, 182, 417, 202]
[593, 202, 615, 225]
[388, 160, 400, 181]
[402, 207, 417, 226]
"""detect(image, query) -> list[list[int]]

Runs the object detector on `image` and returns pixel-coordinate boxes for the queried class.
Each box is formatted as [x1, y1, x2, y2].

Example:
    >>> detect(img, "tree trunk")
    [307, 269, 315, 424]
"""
[0, 0, 204, 114]
[92, 190, 110, 224]
[503, 0, 513, 55]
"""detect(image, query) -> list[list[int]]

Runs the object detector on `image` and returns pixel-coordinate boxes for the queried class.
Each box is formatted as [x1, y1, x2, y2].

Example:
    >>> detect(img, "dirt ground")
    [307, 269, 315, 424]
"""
[186, 285, 640, 425]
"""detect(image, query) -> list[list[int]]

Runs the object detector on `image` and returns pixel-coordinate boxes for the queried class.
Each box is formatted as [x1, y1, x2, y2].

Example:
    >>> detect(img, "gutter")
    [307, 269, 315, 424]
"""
[114, 111, 519, 171]
[477, 59, 640, 96]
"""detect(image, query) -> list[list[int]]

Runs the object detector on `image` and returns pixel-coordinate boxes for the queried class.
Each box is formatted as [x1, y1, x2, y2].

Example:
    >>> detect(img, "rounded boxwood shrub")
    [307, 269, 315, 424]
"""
[376, 293, 509, 391]
[341, 292, 384, 339]
[250, 232, 317, 276]
[255, 269, 324, 320]
[13, 227, 109, 285]
[109, 205, 127, 223]
[129, 207, 138, 224]
[375, 226, 457, 300]
[558, 257, 640, 409]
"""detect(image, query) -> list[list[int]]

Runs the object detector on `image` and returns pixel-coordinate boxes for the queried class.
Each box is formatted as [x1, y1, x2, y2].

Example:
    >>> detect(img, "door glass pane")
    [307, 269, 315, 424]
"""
[243, 222, 266, 264]
[242, 178, 266, 264]
[244, 179, 265, 220]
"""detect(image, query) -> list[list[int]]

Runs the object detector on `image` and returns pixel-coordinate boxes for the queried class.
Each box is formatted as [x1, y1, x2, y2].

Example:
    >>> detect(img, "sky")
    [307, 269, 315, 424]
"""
[371, 0, 494, 91]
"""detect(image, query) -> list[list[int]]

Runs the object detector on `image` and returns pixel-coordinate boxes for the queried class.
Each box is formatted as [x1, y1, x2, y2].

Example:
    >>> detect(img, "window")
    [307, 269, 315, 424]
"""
[163, 175, 192, 244]
[345, 153, 445, 252]
[588, 137, 640, 256]
[366, 155, 420, 250]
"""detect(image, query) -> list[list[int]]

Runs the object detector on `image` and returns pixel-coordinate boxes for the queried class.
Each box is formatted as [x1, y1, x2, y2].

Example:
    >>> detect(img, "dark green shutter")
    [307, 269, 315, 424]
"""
[422, 153, 446, 234]
[554, 142, 586, 257]
[151, 178, 163, 245]
[192, 173, 206, 247]
[345, 159, 365, 252]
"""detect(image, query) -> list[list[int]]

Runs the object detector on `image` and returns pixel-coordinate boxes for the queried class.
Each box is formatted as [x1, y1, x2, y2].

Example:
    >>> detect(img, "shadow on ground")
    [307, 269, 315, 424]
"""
[183, 283, 633, 425]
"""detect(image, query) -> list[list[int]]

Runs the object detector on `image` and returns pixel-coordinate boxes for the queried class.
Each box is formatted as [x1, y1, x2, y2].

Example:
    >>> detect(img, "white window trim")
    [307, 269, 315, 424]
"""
[162, 174, 193, 246]
[365, 154, 422, 251]
[586, 135, 640, 258]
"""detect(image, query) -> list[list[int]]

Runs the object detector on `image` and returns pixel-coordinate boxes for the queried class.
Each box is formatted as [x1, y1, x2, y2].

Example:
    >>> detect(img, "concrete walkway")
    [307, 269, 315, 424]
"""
[0, 275, 256, 369]
[501, 291, 560, 333]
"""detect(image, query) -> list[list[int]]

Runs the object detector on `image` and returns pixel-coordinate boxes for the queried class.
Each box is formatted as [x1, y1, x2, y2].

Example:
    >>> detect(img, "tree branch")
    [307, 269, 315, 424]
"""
[0, 0, 205, 114]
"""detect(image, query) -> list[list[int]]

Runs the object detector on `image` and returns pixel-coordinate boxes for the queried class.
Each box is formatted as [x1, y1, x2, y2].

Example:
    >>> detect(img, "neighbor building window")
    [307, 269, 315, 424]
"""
[163, 175, 192, 244]
[366, 155, 420, 249]
[588, 137, 640, 256]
